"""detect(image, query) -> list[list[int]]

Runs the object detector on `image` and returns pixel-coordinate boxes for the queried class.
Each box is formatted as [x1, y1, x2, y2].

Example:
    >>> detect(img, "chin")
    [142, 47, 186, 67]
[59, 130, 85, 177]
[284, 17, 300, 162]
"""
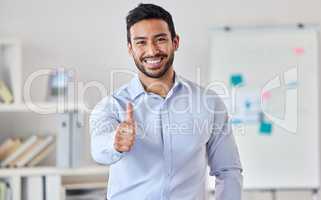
[146, 67, 163, 73]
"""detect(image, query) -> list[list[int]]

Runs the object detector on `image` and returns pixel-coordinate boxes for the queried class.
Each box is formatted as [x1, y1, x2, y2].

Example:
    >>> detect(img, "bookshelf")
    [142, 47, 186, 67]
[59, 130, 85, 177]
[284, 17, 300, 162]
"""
[0, 102, 89, 113]
[0, 106, 103, 200]
[0, 38, 107, 200]
[0, 166, 108, 178]
[0, 166, 108, 200]
[0, 106, 106, 200]
[0, 39, 21, 105]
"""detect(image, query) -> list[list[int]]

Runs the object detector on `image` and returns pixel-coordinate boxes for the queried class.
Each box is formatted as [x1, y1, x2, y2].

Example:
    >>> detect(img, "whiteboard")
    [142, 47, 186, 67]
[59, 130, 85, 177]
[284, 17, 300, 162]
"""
[208, 26, 320, 189]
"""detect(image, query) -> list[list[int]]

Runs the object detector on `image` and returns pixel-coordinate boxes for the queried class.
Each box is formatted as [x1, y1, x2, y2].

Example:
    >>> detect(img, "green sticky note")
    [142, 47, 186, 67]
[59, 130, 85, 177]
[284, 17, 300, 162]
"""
[230, 74, 244, 86]
[259, 122, 272, 135]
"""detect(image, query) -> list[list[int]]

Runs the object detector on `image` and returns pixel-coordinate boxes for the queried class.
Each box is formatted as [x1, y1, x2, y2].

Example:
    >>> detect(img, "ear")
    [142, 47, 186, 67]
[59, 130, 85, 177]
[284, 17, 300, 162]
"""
[173, 35, 180, 51]
[127, 42, 133, 55]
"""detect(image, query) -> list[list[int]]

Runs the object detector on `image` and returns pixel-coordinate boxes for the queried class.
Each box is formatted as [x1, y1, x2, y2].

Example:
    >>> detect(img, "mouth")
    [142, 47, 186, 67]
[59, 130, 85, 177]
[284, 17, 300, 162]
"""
[143, 56, 166, 69]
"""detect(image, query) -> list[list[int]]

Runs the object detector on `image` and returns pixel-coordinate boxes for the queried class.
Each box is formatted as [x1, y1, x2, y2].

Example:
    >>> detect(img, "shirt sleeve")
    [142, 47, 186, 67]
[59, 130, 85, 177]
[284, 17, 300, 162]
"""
[90, 96, 124, 165]
[206, 97, 243, 200]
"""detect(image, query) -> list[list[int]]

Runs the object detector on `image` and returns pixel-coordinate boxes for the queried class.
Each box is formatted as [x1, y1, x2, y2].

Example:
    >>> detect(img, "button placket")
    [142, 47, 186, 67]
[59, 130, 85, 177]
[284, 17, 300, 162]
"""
[160, 100, 172, 199]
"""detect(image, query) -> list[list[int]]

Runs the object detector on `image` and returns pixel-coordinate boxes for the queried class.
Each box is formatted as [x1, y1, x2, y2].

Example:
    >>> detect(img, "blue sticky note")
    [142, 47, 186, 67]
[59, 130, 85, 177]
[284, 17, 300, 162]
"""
[245, 100, 251, 109]
[230, 74, 244, 86]
[231, 118, 242, 124]
[259, 122, 272, 135]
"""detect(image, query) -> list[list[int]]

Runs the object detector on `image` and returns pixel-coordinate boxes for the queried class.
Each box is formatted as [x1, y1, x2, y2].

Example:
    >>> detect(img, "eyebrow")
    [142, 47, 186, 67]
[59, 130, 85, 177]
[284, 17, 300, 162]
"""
[132, 33, 169, 41]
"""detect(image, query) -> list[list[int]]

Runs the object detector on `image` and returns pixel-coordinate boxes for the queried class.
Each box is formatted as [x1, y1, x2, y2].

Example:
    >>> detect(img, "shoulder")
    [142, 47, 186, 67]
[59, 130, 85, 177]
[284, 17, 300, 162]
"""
[90, 82, 131, 118]
[179, 76, 221, 99]
[178, 76, 226, 113]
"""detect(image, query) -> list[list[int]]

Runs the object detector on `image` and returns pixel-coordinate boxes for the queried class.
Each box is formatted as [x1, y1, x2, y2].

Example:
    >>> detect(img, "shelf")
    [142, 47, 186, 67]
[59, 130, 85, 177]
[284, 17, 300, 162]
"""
[0, 38, 20, 45]
[0, 102, 90, 113]
[0, 165, 108, 177]
[63, 182, 107, 190]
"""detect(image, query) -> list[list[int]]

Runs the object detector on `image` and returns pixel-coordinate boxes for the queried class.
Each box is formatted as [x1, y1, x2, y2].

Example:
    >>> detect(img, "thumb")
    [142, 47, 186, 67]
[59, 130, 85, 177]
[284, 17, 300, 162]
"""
[126, 102, 134, 123]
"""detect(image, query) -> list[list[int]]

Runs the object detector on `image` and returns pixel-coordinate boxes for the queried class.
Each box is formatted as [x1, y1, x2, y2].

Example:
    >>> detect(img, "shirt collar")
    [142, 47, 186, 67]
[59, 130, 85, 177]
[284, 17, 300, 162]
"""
[128, 72, 183, 100]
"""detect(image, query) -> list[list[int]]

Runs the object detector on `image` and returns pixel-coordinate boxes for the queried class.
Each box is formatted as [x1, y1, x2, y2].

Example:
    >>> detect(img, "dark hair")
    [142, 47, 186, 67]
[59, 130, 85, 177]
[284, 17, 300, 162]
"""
[126, 3, 176, 43]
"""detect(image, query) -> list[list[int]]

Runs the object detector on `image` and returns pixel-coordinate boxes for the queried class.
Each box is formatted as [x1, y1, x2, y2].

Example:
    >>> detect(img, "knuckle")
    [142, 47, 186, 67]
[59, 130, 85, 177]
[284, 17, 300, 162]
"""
[122, 146, 129, 152]
[114, 143, 120, 150]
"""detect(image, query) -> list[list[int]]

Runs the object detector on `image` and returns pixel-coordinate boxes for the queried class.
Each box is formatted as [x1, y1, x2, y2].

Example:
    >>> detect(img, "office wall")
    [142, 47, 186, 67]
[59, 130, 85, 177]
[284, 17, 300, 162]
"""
[1, 0, 320, 104]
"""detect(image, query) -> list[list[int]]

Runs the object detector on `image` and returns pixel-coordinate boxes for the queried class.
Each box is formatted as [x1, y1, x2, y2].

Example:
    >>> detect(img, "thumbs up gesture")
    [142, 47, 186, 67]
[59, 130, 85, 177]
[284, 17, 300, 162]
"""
[114, 103, 136, 153]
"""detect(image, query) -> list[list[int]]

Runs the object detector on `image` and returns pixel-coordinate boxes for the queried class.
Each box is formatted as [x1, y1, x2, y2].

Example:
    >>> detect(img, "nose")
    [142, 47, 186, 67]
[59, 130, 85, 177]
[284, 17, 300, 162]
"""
[146, 42, 159, 56]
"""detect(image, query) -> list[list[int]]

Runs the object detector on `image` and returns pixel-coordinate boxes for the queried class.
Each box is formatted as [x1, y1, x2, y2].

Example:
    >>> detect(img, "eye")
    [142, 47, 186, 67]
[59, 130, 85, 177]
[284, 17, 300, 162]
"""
[135, 40, 146, 45]
[156, 37, 167, 42]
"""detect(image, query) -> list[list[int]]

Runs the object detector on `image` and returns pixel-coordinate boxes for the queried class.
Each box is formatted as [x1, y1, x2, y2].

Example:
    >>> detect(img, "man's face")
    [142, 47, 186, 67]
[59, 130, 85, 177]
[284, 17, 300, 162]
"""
[128, 19, 179, 79]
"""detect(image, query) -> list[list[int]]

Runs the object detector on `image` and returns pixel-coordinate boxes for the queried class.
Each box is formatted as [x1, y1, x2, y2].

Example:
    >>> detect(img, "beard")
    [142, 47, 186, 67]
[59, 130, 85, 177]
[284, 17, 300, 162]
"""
[133, 52, 174, 79]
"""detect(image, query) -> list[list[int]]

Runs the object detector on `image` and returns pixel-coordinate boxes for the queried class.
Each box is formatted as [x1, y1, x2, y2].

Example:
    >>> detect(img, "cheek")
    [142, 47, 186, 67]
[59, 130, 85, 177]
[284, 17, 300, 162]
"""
[131, 49, 143, 60]
[159, 44, 174, 54]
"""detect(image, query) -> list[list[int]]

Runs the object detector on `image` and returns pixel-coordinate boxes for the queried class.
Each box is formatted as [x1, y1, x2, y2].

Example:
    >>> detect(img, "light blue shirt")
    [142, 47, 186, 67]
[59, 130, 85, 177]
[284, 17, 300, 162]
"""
[90, 73, 243, 200]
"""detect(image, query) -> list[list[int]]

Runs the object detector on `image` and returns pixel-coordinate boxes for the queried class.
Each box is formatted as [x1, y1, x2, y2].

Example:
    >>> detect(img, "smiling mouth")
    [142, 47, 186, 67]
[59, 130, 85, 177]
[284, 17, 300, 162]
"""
[143, 56, 165, 69]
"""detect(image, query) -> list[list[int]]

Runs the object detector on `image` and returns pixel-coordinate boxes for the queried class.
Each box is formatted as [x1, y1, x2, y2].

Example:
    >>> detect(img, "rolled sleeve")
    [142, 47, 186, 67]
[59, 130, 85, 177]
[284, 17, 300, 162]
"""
[90, 96, 124, 165]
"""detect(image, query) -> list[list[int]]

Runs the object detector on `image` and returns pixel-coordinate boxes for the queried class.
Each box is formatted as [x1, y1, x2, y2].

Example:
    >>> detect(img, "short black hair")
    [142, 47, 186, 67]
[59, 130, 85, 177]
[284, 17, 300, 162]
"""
[126, 3, 176, 43]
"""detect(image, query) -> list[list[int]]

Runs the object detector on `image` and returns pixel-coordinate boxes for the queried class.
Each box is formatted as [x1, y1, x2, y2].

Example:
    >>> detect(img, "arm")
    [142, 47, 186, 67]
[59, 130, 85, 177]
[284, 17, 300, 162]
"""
[90, 96, 123, 165]
[207, 99, 243, 200]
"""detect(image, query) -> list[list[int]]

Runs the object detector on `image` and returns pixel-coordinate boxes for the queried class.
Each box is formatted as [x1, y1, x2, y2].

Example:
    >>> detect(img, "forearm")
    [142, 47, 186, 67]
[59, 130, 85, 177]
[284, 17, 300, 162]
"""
[90, 96, 124, 165]
[91, 130, 123, 165]
[214, 168, 243, 200]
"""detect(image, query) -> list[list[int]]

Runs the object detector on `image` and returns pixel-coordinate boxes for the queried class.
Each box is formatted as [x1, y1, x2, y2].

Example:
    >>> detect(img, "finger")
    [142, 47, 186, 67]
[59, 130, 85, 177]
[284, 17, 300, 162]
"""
[114, 142, 130, 152]
[115, 132, 135, 144]
[117, 132, 135, 142]
[114, 143, 122, 152]
[118, 139, 133, 147]
[120, 145, 130, 152]
[123, 123, 135, 136]
[121, 126, 134, 135]
[115, 124, 122, 136]
[115, 133, 124, 143]
[126, 102, 134, 123]
[116, 123, 131, 135]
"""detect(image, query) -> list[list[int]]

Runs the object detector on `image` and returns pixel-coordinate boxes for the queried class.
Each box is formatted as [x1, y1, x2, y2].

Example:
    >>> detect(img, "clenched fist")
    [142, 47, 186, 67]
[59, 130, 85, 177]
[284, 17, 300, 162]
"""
[114, 102, 136, 153]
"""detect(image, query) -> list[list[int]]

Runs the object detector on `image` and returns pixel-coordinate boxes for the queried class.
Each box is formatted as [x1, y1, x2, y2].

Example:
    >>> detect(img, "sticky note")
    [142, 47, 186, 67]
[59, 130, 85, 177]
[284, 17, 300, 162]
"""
[231, 118, 242, 124]
[245, 100, 251, 109]
[261, 91, 271, 101]
[259, 122, 272, 135]
[293, 47, 305, 56]
[230, 74, 244, 87]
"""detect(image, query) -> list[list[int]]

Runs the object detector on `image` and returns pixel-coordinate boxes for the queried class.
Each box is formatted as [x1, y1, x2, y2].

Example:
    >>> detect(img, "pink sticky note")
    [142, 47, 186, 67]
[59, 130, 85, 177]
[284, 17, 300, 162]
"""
[294, 47, 305, 55]
[262, 91, 271, 101]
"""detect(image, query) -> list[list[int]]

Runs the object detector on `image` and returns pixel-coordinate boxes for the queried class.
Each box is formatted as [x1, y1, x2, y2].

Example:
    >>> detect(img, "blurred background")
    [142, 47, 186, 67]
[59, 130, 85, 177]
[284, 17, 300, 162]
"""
[0, 0, 321, 199]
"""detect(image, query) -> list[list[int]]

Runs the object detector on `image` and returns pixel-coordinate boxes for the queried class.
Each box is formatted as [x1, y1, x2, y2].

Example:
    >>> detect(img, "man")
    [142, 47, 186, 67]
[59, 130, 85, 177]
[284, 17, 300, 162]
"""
[90, 3, 243, 200]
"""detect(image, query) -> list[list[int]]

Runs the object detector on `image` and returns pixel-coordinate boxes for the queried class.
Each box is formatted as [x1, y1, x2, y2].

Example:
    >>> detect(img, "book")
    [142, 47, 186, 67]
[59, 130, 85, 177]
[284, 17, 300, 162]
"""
[15, 135, 54, 167]
[9, 137, 43, 167]
[0, 138, 21, 161]
[24, 176, 44, 200]
[0, 135, 37, 167]
[0, 181, 5, 200]
[0, 80, 13, 104]
[27, 142, 55, 167]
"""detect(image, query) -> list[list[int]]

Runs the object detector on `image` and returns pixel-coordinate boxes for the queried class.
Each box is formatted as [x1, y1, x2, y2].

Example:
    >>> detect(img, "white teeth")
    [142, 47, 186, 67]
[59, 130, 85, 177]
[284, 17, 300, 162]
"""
[144, 58, 162, 64]
[146, 60, 161, 64]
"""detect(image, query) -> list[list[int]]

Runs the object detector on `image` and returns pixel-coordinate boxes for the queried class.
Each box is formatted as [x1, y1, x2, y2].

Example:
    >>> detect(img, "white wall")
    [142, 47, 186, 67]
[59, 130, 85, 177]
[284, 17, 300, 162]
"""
[1, 0, 320, 105]
[1, 0, 321, 199]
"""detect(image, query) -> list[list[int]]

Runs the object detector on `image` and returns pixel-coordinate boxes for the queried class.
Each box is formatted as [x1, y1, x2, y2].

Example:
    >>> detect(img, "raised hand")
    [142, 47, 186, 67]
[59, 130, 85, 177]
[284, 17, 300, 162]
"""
[114, 102, 136, 153]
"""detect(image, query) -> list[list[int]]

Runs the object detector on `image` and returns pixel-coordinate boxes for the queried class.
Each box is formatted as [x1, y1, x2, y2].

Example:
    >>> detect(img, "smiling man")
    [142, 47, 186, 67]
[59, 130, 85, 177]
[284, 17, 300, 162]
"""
[90, 3, 243, 200]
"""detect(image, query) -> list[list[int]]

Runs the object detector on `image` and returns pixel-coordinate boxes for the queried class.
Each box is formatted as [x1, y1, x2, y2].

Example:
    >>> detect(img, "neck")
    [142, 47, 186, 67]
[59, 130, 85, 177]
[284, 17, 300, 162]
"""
[138, 68, 175, 97]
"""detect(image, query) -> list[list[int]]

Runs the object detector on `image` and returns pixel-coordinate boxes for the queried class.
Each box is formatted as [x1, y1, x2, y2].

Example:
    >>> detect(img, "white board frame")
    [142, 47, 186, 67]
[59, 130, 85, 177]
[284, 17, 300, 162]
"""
[208, 24, 320, 191]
